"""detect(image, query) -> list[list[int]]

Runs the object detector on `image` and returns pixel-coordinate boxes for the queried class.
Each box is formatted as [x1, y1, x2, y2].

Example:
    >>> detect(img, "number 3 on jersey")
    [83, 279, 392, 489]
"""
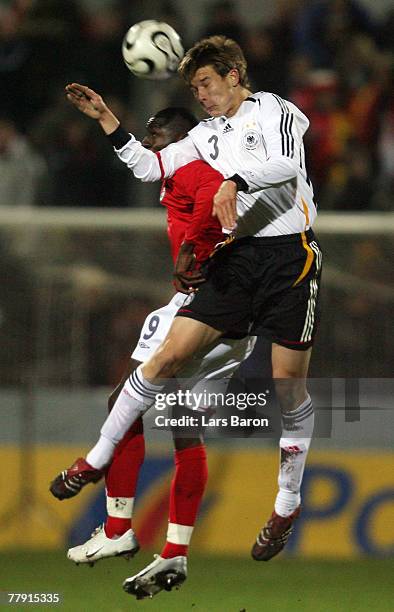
[143, 314, 160, 340]
[208, 135, 219, 160]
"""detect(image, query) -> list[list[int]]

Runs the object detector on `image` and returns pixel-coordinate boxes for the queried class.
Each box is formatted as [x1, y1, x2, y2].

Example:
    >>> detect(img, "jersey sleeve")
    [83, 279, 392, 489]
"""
[112, 129, 200, 182]
[183, 163, 224, 244]
[237, 94, 304, 193]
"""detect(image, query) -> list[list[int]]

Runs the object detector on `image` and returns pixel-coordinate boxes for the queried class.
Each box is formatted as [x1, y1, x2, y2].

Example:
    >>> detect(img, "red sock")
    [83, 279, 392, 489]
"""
[104, 418, 144, 538]
[161, 444, 208, 559]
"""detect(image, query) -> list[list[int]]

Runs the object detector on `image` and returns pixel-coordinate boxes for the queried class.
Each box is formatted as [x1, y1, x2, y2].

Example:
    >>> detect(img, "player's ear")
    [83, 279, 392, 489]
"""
[228, 68, 240, 87]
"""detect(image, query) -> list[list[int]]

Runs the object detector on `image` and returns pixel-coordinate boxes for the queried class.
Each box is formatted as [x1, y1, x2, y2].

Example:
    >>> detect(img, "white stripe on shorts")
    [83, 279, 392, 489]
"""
[300, 242, 321, 343]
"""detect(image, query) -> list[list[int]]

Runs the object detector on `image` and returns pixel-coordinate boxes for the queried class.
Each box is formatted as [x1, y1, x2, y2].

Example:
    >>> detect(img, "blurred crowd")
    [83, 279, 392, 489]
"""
[0, 0, 393, 210]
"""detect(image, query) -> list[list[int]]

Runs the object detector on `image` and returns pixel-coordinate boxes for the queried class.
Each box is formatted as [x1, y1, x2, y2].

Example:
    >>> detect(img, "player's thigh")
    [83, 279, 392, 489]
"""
[180, 336, 256, 381]
[271, 343, 312, 411]
[162, 316, 223, 359]
[143, 316, 223, 379]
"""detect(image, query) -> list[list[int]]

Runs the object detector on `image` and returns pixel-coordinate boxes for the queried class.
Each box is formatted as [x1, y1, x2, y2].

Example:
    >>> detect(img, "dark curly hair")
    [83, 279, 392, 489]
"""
[147, 107, 198, 136]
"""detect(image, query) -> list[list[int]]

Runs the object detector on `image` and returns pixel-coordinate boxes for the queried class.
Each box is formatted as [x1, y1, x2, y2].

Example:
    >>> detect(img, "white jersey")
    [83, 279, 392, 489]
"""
[115, 92, 317, 237]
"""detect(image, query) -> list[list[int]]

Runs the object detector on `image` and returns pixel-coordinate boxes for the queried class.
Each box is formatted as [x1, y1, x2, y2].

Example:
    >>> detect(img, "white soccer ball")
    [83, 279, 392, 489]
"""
[122, 20, 184, 80]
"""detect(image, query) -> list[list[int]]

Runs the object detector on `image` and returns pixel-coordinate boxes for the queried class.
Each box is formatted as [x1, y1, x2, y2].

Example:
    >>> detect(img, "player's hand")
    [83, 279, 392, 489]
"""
[173, 241, 206, 294]
[65, 83, 120, 134]
[65, 83, 106, 118]
[212, 180, 238, 231]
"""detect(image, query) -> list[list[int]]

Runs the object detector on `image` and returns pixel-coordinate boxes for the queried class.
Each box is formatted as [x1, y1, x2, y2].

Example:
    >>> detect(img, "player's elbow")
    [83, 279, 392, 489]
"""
[276, 156, 298, 180]
[138, 173, 158, 183]
[260, 156, 298, 186]
[128, 167, 159, 182]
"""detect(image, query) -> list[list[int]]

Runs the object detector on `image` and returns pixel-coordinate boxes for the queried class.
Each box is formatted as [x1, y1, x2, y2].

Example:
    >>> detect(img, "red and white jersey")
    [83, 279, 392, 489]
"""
[115, 92, 317, 238]
[161, 160, 224, 264]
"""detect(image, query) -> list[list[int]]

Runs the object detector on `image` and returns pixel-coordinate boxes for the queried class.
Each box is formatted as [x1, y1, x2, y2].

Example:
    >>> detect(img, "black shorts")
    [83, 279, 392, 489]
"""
[176, 229, 322, 350]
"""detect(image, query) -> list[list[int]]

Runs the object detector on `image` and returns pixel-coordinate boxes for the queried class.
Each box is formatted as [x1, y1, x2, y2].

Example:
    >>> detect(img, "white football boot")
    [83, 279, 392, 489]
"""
[123, 554, 187, 599]
[67, 525, 139, 566]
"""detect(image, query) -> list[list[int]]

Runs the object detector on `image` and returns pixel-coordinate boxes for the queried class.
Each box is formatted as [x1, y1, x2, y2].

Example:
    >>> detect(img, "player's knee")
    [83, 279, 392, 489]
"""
[272, 362, 302, 379]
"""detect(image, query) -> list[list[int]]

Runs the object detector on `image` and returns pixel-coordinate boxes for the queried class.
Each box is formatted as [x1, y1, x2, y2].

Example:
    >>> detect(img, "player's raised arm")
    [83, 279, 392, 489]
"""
[65, 82, 199, 182]
[113, 134, 199, 182]
[65, 83, 120, 134]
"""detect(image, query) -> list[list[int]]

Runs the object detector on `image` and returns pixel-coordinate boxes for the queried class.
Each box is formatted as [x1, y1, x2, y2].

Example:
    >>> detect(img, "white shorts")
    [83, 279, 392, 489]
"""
[132, 292, 256, 383]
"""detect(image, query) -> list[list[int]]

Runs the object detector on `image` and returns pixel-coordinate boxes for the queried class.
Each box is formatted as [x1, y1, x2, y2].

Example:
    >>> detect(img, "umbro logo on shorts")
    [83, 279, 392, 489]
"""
[138, 342, 150, 349]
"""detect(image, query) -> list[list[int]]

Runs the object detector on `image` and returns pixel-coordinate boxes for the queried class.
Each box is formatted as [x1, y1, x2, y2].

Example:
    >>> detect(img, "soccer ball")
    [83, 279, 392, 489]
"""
[122, 20, 184, 80]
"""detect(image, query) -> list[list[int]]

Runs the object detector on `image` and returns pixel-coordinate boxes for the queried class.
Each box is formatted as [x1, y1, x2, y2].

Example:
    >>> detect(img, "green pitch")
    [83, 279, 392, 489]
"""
[0, 551, 393, 612]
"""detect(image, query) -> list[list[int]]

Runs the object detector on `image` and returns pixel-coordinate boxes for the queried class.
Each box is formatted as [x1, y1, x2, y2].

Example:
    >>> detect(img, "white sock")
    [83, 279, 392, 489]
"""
[86, 435, 115, 470]
[274, 394, 314, 517]
[106, 496, 134, 519]
[86, 366, 163, 469]
[167, 523, 194, 546]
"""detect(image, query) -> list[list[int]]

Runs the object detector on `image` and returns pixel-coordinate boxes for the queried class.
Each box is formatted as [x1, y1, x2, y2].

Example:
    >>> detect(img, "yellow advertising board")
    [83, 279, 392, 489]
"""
[0, 446, 393, 557]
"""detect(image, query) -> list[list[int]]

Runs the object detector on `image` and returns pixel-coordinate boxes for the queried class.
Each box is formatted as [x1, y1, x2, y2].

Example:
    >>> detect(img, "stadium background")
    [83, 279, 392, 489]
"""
[0, 1, 393, 610]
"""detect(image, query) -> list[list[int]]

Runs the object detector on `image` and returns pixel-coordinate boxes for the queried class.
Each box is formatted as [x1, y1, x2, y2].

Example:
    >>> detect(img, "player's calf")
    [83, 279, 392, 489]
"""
[49, 457, 103, 500]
